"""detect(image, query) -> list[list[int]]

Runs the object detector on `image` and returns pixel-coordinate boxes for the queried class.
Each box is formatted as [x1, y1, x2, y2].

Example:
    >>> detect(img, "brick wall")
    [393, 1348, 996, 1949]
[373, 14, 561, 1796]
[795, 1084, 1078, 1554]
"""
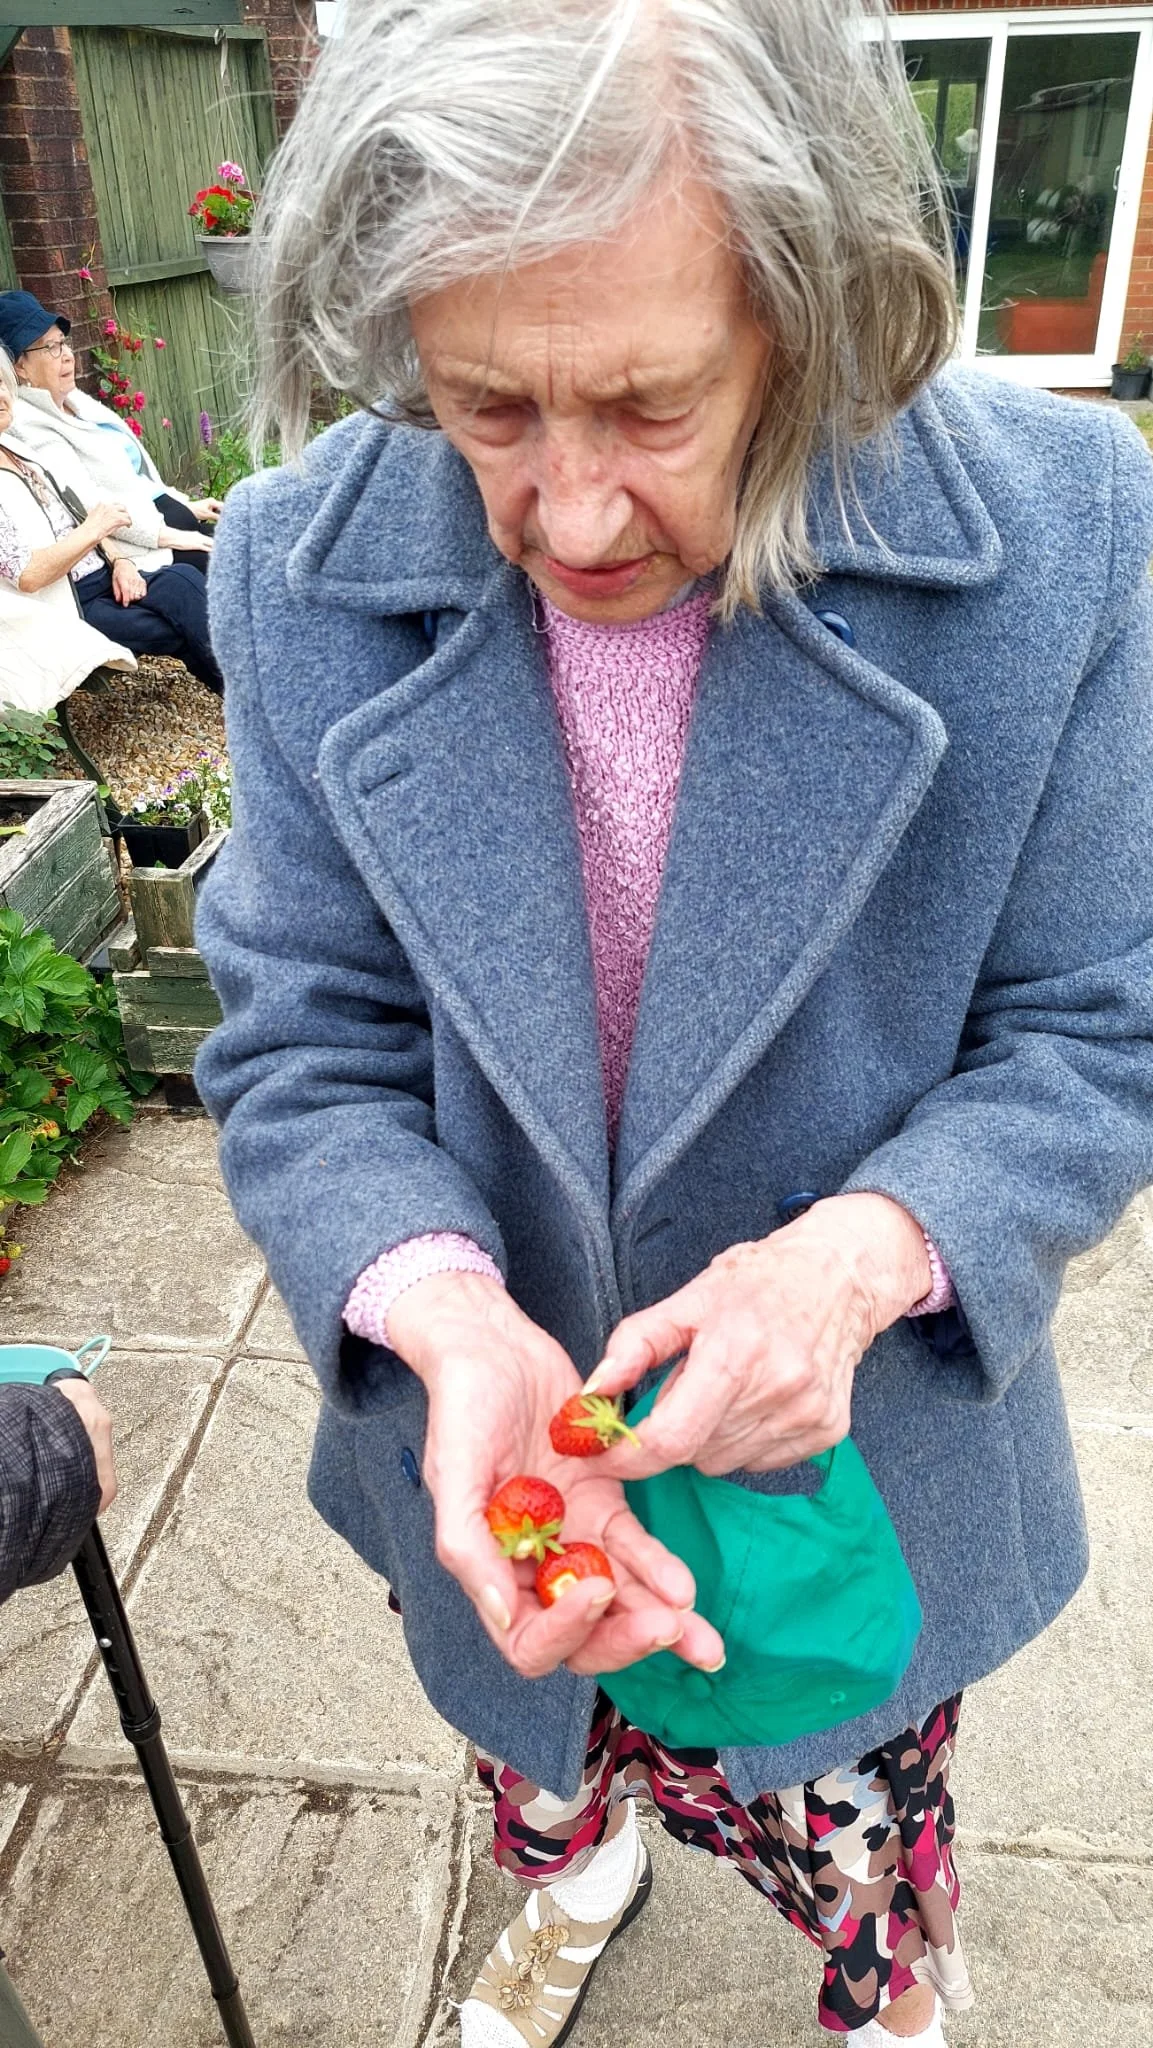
[0, 28, 113, 357]
[242, 0, 319, 136]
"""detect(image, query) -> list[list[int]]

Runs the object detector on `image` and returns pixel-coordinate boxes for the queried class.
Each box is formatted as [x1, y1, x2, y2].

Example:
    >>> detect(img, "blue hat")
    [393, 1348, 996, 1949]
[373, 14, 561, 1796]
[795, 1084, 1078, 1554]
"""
[0, 292, 71, 362]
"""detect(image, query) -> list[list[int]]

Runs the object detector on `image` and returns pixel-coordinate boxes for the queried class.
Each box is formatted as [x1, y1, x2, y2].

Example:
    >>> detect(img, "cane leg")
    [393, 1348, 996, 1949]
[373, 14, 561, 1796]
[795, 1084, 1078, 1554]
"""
[70, 1528, 256, 2048]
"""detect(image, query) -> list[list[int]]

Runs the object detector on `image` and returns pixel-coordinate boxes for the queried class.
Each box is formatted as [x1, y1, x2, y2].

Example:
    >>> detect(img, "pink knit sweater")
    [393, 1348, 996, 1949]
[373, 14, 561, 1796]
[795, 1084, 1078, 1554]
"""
[344, 590, 953, 1345]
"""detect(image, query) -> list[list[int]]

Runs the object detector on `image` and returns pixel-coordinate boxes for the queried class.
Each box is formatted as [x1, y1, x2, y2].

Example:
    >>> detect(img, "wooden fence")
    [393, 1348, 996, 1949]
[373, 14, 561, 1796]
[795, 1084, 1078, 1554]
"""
[71, 23, 275, 479]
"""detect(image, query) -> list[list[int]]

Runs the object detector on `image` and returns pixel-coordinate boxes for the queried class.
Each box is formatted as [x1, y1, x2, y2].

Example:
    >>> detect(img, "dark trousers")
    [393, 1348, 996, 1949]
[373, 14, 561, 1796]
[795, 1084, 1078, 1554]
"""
[154, 491, 213, 575]
[74, 562, 223, 695]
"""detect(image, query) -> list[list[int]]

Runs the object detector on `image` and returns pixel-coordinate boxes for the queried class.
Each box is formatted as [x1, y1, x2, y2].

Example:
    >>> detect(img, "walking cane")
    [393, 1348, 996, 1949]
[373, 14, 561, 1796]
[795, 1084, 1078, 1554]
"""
[0, 1339, 256, 2048]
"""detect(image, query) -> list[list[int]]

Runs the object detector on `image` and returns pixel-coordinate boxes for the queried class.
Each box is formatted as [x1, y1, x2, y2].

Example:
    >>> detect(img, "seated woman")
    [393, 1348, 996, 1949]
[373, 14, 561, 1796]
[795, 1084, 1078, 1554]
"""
[0, 350, 223, 697]
[0, 291, 221, 575]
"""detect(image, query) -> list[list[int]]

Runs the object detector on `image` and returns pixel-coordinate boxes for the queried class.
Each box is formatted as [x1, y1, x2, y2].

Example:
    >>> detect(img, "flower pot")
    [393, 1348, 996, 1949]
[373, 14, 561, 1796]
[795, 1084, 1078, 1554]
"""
[1110, 364, 1152, 400]
[115, 809, 209, 871]
[198, 233, 254, 296]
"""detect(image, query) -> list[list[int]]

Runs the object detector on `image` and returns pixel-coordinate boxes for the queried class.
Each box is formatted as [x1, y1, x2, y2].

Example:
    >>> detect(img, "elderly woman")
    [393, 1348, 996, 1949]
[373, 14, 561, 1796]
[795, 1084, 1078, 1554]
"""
[0, 338, 223, 695]
[0, 291, 221, 572]
[194, 2, 1153, 2042]
[0, 354, 139, 712]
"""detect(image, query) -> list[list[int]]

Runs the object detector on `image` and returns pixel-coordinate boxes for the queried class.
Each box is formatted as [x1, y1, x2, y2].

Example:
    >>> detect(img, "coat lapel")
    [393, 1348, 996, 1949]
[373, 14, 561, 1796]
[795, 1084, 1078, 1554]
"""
[610, 597, 947, 1225]
[292, 379, 1001, 1235]
[314, 559, 612, 1221]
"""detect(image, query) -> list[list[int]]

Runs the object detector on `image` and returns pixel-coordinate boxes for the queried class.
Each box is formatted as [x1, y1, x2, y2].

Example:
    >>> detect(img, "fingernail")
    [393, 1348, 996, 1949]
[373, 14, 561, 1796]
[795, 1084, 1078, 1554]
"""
[703, 1652, 726, 1673]
[480, 1585, 512, 1633]
[589, 1588, 614, 1612]
[656, 1625, 685, 1649]
[584, 1367, 607, 1393]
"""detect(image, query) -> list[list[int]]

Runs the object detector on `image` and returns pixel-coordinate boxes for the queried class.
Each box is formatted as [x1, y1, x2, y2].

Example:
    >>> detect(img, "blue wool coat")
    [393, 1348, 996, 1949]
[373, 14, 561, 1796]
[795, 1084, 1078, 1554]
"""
[195, 370, 1153, 1802]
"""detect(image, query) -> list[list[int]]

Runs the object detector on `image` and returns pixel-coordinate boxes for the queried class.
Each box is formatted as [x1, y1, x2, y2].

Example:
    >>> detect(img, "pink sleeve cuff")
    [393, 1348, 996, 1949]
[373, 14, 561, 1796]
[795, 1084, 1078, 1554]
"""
[344, 1233, 504, 1349]
[908, 1233, 956, 1317]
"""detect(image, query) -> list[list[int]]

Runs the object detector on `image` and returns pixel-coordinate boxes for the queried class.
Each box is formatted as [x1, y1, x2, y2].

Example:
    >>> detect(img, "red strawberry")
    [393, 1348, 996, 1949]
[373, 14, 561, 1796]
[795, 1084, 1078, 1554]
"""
[485, 1475, 565, 1562]
[0, 1256, 10, 1276]
[536, 1542, 615, 1607]
[548, 1392, 640, 1458]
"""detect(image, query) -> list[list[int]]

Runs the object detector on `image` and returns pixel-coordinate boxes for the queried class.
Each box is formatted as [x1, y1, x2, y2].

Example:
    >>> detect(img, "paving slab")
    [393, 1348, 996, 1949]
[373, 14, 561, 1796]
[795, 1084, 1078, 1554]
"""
[432, 1800, 818, 2046]
[67, 1355, 465, 1780]
[0, 1352, 224, 1754]
[0, 1116, 265, 1353]
[947, 1851, 1152, 2047]
[245, 1282, 308, 1362]
[0, 1772, 456, 2048]
[1054, 1187, 1153, 1411]
[952, 1421, 1153, 1857]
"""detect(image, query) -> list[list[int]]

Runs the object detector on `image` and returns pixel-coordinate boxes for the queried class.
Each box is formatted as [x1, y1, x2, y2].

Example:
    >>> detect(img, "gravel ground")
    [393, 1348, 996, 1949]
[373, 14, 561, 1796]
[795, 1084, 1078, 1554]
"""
[55, 657, 226, 810]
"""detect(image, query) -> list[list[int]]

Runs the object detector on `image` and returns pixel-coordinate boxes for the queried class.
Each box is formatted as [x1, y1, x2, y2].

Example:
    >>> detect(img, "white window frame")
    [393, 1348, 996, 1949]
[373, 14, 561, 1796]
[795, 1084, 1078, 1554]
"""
[891, 7, 1153, 385]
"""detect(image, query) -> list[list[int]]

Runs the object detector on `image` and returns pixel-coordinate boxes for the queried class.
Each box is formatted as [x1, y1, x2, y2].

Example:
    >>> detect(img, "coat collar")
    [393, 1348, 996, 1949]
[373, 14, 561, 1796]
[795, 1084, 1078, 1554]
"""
[288, 376, 1003, 614]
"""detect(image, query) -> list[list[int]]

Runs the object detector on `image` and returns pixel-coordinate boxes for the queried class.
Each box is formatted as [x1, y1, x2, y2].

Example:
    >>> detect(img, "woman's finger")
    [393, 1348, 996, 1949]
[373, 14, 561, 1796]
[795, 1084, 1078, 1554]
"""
[599, 1500, 696, 1611]
[601, 1338, 737, 1480]
[585, 1282, 707, 1396]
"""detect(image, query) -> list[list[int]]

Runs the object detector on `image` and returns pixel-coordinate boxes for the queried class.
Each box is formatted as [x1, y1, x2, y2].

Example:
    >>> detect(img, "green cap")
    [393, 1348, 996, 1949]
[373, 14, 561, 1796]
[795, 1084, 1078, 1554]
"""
[598, 1375, 922, 1750]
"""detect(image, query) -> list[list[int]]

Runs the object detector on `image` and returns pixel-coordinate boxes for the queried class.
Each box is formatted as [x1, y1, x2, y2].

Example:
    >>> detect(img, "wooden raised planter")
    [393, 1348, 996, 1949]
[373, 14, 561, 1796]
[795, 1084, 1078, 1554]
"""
[0, 779, 121, 961]
[112, 829, 227, 1075]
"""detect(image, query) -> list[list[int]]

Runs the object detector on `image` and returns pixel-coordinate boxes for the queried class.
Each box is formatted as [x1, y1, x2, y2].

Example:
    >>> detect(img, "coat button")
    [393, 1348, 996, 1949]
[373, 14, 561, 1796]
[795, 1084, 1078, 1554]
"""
[400, 1448, 421, 1488]
[777, 1192, 820, 1224]
[814, 609, 855, 649]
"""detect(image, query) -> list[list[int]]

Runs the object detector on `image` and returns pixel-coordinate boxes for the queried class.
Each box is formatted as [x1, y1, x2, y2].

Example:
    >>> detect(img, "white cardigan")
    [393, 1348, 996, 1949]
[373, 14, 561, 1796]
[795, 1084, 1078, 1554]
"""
[0, 455, 135, 714]
[10, 387, 183, 570]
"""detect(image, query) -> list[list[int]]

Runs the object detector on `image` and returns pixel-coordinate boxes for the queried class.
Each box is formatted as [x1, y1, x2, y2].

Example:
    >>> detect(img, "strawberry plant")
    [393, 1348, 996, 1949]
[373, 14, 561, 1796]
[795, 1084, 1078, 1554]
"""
[0, 908, 154, 1241]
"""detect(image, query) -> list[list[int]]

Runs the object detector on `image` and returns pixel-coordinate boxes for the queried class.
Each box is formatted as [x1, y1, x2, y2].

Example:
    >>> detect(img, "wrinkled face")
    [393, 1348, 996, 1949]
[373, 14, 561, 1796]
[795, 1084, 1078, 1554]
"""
[410, 177, 770, 623]
[0, 382, 12, 434]
[16, 325, 76, 405]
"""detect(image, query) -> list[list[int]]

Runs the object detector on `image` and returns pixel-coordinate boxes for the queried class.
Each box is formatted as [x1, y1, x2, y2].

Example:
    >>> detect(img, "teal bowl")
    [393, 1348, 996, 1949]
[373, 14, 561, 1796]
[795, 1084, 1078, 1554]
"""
[0, 1337, 111, 1385]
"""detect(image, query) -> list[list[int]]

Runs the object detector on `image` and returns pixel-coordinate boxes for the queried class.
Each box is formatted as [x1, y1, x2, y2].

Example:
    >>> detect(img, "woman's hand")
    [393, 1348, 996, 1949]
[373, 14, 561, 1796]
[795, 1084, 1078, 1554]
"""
[188, 498, 223, 521]
[78, 501, 131, 545]
[387, 1271, 725, 1681]
[159, 523, 213, 555]
[54, 1378, 117, 1512]
[588, 1194, 931, 1479]
[111, 557, 147, 606]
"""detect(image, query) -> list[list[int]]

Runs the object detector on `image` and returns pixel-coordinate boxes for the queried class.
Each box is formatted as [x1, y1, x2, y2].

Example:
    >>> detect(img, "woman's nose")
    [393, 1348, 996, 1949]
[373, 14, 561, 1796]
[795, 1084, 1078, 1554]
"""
[533, 425, 633, 567]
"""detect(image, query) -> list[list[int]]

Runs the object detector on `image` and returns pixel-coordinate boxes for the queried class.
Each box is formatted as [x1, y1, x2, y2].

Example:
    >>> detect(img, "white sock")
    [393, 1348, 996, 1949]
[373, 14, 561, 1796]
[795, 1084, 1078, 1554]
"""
[548, 1799, 639, 1922]
[459, 1805, 640, 2048]
[848, 1995, 945, 2045]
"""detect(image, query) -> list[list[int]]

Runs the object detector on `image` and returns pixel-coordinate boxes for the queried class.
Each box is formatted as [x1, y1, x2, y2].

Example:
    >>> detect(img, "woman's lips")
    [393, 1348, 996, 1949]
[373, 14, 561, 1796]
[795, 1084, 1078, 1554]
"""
[542, 554, 652, 599]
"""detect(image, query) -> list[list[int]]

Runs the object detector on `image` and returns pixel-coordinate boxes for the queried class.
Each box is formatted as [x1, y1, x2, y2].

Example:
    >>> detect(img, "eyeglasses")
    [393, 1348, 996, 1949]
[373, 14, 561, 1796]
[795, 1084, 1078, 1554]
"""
[23, 339, 74, 359]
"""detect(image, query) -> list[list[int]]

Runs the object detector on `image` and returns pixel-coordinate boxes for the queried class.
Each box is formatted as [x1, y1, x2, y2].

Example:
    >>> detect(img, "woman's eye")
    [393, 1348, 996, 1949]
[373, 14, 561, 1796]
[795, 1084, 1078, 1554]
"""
[620, 407, 695, 436]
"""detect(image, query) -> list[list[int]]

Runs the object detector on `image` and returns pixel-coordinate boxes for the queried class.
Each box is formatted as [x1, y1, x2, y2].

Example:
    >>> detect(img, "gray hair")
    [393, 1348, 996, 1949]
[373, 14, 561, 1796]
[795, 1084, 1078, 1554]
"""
[0, 349, 19, 409]
[254, 0, 957, 612]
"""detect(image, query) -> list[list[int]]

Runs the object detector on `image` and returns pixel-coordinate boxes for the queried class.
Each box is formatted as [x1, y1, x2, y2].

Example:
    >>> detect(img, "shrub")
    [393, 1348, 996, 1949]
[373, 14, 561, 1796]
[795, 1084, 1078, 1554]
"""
[0, 710, 68, 780]
[0, 908, 154, 1221]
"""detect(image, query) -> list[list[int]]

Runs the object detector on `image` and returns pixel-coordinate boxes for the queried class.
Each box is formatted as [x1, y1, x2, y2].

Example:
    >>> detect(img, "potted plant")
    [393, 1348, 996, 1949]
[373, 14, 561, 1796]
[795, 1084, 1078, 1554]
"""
[189, 160, 257, 294]
[114, 755, 230, 871]
[1110, 334, 1152, 401]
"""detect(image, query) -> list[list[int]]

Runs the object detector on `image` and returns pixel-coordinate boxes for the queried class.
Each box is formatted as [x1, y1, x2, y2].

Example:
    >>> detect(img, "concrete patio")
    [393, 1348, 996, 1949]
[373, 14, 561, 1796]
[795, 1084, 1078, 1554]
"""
[0, 1108, 1149, 2047]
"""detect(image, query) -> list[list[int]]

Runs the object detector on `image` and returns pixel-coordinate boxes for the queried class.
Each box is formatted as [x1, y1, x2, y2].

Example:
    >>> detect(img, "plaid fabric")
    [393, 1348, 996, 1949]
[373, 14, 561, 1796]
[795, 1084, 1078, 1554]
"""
[0, 1385, 99, 1605]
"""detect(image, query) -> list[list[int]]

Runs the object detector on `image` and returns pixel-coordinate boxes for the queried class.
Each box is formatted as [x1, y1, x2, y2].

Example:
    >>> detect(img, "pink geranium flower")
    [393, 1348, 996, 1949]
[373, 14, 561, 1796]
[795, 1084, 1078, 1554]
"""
[102, 318, 118, 337]
[132, 391, 146, 410]
[77, 266, 93, 283]
[217, 160, 246, 185]
[153, 336, 166, 349]
[126, 418, 142, 438]
[161, 417, 172, 429]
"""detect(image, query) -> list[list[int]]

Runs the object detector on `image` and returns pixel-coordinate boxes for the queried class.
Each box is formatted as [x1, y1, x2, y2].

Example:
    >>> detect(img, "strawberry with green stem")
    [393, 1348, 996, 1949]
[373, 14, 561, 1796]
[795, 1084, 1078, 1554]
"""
[485, 1475, 566, 1563]
[549, 1391, 640, 1458]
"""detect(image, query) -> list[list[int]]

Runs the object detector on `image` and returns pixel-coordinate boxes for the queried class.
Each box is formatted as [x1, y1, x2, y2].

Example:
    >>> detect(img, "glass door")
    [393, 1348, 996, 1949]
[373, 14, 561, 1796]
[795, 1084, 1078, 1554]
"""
[893, 12, 1153, 387]
[979, 32, 1139, 361]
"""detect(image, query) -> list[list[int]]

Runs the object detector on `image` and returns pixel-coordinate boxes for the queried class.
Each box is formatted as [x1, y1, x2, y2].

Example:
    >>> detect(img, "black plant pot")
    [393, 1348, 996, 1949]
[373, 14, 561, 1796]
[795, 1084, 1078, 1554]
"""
[115, 809, 209, 871]
[1110, 364, 1152, 400]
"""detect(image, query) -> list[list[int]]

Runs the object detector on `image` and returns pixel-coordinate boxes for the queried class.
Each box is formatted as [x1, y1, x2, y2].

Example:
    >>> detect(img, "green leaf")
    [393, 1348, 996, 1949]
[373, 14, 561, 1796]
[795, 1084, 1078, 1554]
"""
[4, 1067, 52, 1110]
[0, 1129, 35, 1181]
[0, 908, 25, 941]
[0, 982, 46, 1034]
[65, 1090, 102, 1131]
[7, 1178, 50, 1206]
[35, 954, 93, 1000]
